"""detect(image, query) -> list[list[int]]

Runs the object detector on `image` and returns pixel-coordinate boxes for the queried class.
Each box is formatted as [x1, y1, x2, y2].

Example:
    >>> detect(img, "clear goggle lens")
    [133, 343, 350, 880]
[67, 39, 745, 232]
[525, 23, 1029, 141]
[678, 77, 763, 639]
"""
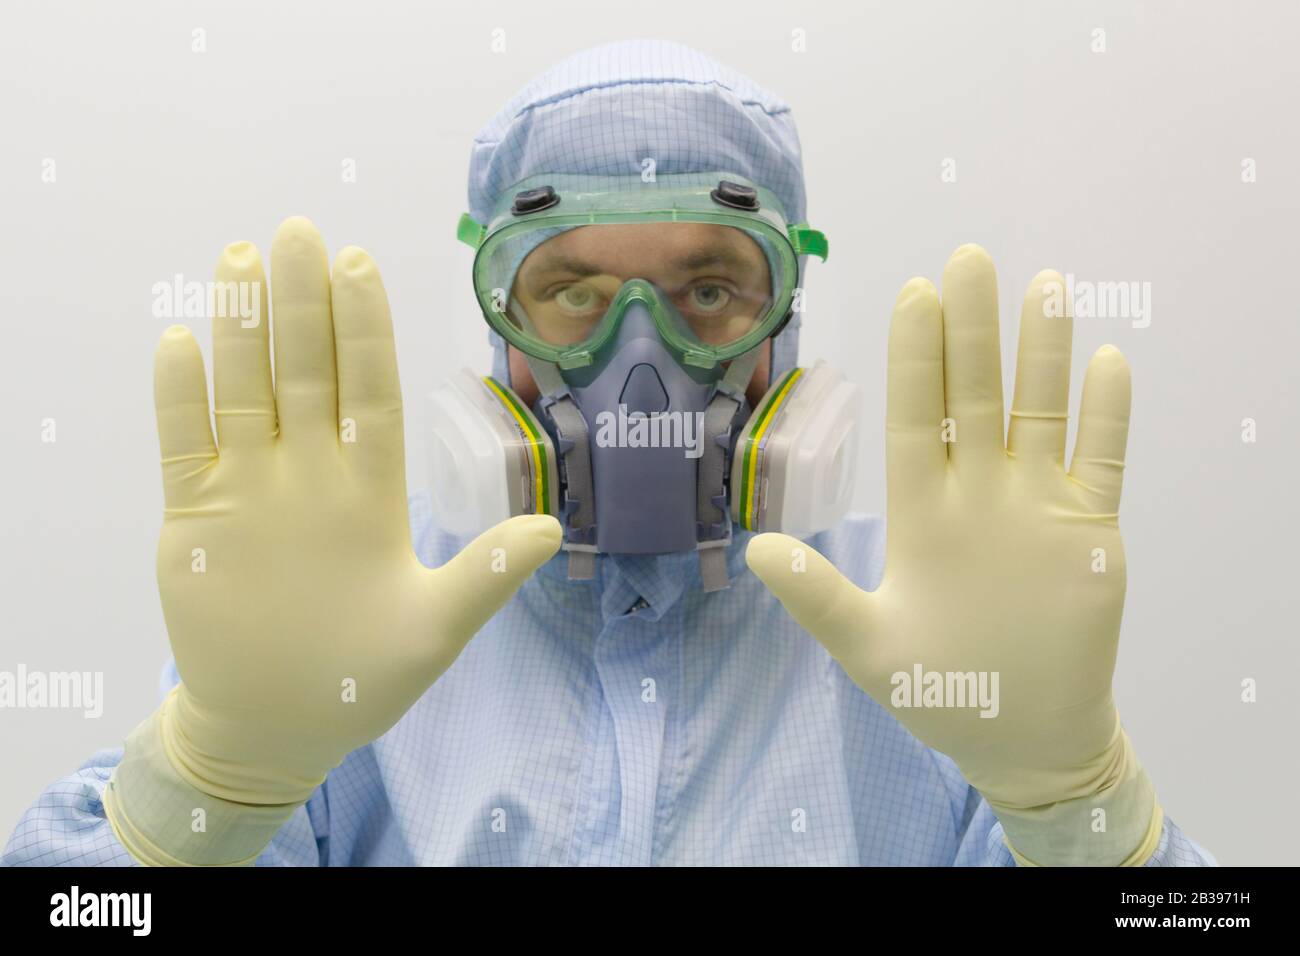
[477, 222, 784, 354]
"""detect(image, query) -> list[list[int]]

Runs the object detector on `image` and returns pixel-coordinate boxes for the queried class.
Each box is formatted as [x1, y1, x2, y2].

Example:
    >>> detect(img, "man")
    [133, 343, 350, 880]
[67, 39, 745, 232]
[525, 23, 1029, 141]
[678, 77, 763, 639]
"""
[3, 40, 1213, 866]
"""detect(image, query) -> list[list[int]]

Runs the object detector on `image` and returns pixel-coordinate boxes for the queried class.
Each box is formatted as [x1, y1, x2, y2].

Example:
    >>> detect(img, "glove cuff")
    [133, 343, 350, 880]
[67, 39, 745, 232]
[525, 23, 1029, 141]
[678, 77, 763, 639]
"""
[993, 731, 1164, 867]
[104, 688, 302, 867]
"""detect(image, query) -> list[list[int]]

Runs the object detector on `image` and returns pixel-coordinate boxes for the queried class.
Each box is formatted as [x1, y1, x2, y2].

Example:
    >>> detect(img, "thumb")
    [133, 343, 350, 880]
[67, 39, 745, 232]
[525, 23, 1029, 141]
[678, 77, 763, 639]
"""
[746, 533, 877, 662]
[428, 514, 563, 647]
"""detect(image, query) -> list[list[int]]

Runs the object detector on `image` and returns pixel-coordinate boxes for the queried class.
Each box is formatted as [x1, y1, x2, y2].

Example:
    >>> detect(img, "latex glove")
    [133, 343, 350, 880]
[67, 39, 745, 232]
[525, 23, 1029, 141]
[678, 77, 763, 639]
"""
[104, 218, 561, 866]
[747, 244, 1161, 866]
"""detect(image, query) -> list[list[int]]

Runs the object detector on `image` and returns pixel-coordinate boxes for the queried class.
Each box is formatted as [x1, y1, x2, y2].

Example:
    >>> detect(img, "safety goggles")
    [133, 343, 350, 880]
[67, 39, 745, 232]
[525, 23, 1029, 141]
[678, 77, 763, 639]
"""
[457, 173, 828, 371]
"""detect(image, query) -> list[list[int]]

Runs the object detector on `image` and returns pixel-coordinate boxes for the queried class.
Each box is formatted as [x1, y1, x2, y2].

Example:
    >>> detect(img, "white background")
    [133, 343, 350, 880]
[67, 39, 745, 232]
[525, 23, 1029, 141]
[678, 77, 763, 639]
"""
[1, 0, 1296, 864]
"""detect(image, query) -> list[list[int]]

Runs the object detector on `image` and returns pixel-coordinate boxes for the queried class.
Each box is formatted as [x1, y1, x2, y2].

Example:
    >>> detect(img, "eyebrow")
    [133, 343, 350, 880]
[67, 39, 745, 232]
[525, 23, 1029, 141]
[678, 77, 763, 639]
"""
[524, 255, 605, 280]
[673, 249, 753, 272]
[521, 248, 759, 297]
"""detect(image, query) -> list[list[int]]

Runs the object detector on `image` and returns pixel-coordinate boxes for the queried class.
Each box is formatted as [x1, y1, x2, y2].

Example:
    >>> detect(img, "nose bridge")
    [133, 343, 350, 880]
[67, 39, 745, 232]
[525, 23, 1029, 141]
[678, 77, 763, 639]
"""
[609, 292, 662, 351]
[577, 295, 712, 414]
[601, 278, 664, 347]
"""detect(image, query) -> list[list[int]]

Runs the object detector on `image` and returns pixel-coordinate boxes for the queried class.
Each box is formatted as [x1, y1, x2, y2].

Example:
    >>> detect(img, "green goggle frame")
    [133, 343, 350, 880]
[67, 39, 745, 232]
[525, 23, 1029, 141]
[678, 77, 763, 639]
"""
[457, 172, 828, 372]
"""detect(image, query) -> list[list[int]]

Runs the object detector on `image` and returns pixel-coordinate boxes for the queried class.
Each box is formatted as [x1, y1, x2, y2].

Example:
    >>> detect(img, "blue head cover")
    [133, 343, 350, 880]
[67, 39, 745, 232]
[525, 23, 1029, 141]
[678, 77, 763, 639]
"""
[468, 39, 810, 384]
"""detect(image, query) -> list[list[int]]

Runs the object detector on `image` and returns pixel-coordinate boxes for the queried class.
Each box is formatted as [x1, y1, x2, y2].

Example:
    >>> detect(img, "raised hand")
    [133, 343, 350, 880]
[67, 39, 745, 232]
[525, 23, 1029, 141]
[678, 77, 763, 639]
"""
[748, 245, 1158, 865]
[107, 218, 560, 865]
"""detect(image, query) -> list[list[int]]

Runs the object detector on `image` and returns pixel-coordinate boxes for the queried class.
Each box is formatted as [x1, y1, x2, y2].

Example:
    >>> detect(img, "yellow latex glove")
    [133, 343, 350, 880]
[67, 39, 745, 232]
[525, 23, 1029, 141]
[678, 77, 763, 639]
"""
[104, 218, 561, 866]
[747, 245, 1161, 866]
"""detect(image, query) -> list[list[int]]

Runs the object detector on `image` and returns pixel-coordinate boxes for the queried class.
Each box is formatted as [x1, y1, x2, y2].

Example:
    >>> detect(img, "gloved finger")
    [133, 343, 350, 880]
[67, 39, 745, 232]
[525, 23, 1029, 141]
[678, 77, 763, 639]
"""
[1007, 269, 1073, 463]
[1069, 345, 1131, 516]
[886, 277, 946, 507]
[746, 532, 878, 665]
[212, 241, 276, 449]
[331, 246, 404, 480]
[425, 515, 563, 660]
[940, 244, 1006, 469]
[154, 325, 217, 509]
[270, 217, 338, 446]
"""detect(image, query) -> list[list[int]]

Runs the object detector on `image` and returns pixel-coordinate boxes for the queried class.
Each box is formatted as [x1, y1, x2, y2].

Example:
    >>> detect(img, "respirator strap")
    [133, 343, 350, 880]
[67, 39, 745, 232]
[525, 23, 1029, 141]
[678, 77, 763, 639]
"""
[526, 356, 598, 581]
[696, 345, 763, 593]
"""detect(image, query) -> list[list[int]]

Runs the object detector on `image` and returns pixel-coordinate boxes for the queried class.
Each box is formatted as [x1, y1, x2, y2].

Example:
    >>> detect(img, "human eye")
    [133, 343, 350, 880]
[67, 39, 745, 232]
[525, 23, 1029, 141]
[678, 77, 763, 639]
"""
[682, 282, 734, 316]
[552, 282, 607, 317]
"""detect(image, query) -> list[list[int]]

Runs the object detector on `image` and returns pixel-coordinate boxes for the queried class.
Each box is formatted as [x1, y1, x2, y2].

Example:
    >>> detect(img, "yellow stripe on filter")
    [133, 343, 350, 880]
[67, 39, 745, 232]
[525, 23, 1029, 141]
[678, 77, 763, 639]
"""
[481, 376, 548, 515]
[741, 368, 803, 529]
